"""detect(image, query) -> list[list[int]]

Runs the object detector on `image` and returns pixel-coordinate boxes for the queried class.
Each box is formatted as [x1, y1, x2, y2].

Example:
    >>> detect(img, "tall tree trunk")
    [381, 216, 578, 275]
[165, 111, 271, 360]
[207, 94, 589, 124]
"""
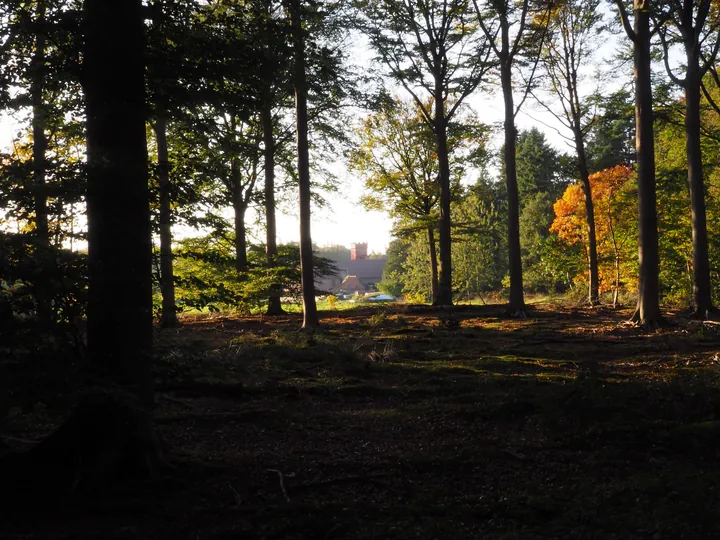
[32, 0, 51, 324]
[613, 255, 620, 308]
[0, 0, 171, 503]
[290, 0, 318, 330]
[153, 114, 178, 328]
[432, 86, 453, 306]
[684, 60, 714, 318]
[574, 130, 601, 305]
[631, 2, 662, 326]
[84, 0, 153, 403]
[500, 60, 525, 316]
[231, 158, 248, 273]
[262, 101, 284, 315]
[427, 224, 439, 303]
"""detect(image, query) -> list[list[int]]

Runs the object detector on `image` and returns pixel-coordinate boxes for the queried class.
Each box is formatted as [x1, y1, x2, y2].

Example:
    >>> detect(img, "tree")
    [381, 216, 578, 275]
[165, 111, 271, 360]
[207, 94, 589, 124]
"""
[656, 0, 720, 318]
[145, 0, 208, 328]
[535, 0, 604, 305]
[472, 0, 550, 316]
[0, 0, 85, 325]
[84, 0, 153, 401]
[515, 127, 564, 203]
[452, 177, 507, 299]
[552, 165, 636, 306]
[586, 88, 636, 172]
[613, 0, 664, 326]
[352, 98, 440, 301]
[153, 115, 178, 327]
[290, 0, 319, 330]
[0, 0, 164, 499]
[360, 0, 492, 306]
[351, 97, 488, 301]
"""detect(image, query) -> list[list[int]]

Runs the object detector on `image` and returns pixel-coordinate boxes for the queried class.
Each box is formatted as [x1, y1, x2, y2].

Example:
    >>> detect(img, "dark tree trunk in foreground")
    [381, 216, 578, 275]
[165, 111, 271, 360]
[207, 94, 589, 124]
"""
[0, 0, 163, 505]
[432, 85, 453, 306]
[427, 224, 439, 303]
[231, 158, 249, 273]
[617, 1, 663, 326]
[153, 114, 178, 328]
[574, 131, 601, 305]
[32, 0, 51, 324]
[262, 101, 284, 315]
[500, 61, 526, 316]
[290, 0, 318, 330]
[85, 0, 154, 396]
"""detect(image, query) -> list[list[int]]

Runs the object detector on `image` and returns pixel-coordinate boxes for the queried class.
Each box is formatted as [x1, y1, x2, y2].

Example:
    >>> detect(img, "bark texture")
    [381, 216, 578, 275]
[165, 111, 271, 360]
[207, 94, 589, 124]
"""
[501, 60, 525, 316]
[290, 0, 318, 329]
[631, 2, 663, 326]
[262, 102, 284, 315]
[432, 84, 453, 306]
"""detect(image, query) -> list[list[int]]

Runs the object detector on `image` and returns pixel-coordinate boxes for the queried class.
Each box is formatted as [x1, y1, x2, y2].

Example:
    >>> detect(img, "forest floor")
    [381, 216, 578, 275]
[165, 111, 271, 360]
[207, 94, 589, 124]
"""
[3, 304, 720, 539]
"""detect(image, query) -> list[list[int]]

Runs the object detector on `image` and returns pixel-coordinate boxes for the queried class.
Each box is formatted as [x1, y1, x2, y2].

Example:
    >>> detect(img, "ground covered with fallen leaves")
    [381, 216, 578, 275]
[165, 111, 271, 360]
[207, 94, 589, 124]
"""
[4, 304, 720, 539]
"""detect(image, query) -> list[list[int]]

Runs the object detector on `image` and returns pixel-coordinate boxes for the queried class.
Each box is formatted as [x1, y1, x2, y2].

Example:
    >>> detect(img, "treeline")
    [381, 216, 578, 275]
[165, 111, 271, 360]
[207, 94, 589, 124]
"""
[352, 0, 720, 325]
[1, 0, 719, 345]
[1, 0, 352, 333]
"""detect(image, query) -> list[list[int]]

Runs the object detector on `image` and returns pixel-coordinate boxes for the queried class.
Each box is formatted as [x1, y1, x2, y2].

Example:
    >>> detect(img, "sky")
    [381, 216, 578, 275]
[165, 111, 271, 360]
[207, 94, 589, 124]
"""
[0, 6, 631, 256]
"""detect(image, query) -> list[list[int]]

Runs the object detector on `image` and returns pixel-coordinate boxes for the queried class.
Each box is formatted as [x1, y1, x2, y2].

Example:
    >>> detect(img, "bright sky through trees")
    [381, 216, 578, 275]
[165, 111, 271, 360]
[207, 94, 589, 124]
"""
[0, 14, 630, 254]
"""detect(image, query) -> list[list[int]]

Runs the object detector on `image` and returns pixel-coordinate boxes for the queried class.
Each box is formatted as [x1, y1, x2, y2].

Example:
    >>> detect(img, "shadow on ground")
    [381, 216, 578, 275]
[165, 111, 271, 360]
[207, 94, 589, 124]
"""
[3, 304, 720, 539]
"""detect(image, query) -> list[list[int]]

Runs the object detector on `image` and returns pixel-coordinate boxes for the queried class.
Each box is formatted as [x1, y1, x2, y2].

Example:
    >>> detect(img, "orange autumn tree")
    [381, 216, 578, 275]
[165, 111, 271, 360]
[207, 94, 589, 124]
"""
[551, 165, 636, 305]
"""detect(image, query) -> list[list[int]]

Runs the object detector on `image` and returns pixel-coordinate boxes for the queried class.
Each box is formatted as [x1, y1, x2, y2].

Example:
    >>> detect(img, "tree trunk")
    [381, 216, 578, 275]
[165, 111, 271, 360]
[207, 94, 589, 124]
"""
[684, 60, 714, 319]
[153, 114, 178, 328]
[290, 0, 318, 330]
[614, 255, 620, 308]
[231, 158, 248, 273]
[84, 0, 153, 403]
[631, 2, 662, 327]
[32, 0, 51, 325]
[427, 224, 439, 303]
[501, 60, 525, 316]
[0, 0, 166, 503]
[574, 130, 601, 305]
[432, 86, 453, 306]
[262, 101, 284, 315]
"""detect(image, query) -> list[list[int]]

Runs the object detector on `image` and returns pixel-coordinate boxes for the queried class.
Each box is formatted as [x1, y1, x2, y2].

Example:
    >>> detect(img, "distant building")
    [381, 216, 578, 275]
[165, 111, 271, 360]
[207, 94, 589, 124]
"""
[316, 242, 387, 294]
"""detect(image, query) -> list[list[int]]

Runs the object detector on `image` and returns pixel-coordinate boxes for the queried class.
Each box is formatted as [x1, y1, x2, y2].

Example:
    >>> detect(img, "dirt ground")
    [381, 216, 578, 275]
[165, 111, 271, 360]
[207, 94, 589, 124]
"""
[3, 304, 720, 539]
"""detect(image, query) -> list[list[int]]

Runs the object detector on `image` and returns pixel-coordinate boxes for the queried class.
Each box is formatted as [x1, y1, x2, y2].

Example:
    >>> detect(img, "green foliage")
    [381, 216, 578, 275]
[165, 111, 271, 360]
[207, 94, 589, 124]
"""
[403, 292, 426, 304]
[586, 88, 636, 172]
[452, 178, 507, 298]
[515, 128, 566, 204]
[520, 193, 571, 292]
[170, 236, 338, 313]
[0, 232, 87, 330]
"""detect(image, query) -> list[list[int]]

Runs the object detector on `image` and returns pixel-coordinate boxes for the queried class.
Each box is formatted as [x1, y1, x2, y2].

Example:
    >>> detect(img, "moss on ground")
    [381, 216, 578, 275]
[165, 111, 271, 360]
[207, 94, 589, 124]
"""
[3, 305, 720, 538]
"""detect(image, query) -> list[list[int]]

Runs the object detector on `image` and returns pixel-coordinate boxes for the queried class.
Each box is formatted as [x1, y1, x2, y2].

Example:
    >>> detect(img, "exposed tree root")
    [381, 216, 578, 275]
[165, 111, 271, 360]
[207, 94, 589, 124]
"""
[0, 389, 167, 507]
[627, 308, 670, 330]
[505, 305, 528, 319]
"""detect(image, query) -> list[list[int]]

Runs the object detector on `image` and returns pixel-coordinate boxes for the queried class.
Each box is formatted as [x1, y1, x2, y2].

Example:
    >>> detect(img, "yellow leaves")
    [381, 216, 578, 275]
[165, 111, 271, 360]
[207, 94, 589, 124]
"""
[550, 182, 586, 245]
[551, 165, 635, 293]
[551, 165, 634, 246]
